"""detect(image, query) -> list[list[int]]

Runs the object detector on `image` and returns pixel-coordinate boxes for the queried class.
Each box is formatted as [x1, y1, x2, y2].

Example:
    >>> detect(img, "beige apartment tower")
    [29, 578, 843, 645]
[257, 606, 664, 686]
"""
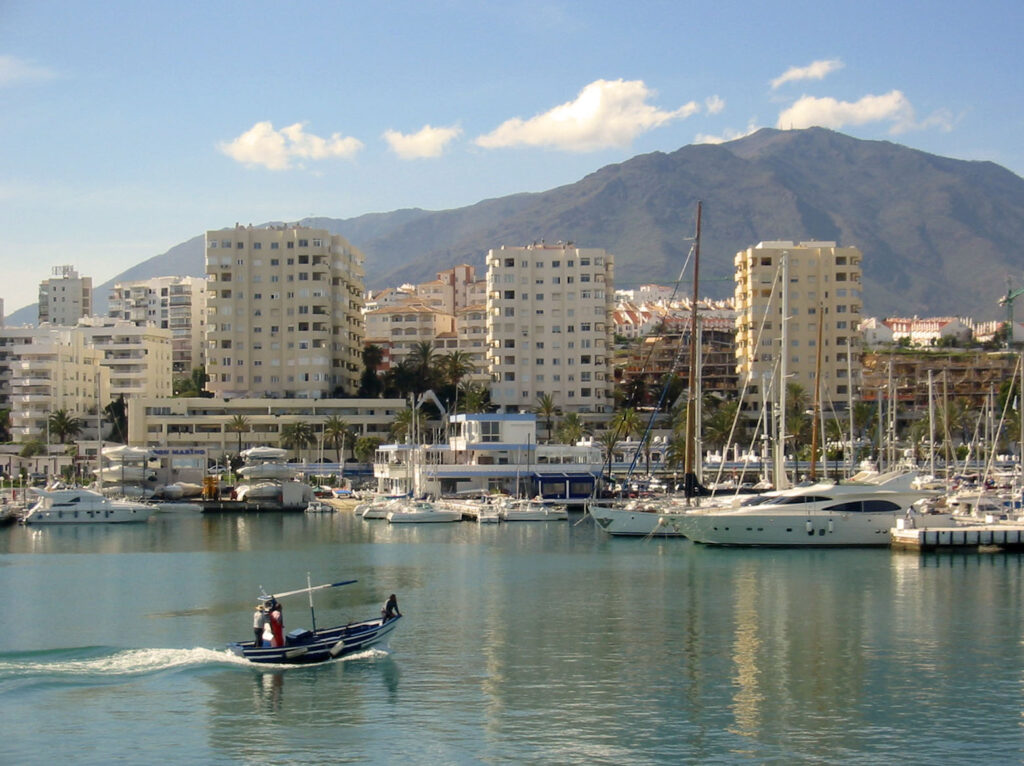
[486, 244, 615, 414]
[734, 241, 862, 413]
[205, 224, 365, 399]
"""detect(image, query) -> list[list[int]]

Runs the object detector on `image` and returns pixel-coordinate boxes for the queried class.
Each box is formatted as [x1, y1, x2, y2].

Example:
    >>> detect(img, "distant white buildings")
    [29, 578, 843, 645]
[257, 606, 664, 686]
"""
[38, 265, 92, 326]
[108, 275, 207, 376]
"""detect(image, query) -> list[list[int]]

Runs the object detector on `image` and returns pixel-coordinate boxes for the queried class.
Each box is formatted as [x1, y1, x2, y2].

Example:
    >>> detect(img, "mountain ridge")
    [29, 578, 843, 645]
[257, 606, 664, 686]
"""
[9, 127, 1023, 325]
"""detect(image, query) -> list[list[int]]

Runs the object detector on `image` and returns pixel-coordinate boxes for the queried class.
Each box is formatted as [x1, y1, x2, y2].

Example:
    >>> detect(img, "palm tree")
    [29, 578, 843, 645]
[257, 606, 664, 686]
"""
[534, 393, 560, 443]
[438, 350, 476, 390]
[409, 341, 439, 392]
[384, 359, 421, 399]
[0, 408, 10, 443]
[48, 409, 83, 444]
[391, 407, 427, 443]
[556, 412, 587, 445]
[702, 399, 740, 454]
[359, 345, 385, 398]
[596, 430, 620, 465]
[323, 415, 354, 464]
[610, 407, 643, 443]
[226, 415, 250, 458]
[458, 382, 489, 414]
[280, 421, 315, 461]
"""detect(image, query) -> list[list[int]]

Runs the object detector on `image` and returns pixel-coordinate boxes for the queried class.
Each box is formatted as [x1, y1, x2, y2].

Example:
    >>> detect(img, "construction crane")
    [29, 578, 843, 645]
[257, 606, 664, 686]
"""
[998, 276, 1024, 347]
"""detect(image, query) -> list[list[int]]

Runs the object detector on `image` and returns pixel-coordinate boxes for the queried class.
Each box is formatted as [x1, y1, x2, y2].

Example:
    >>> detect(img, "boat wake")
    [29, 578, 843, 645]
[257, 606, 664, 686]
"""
[0, 644, 392, 691]
[0, 646, 247, 692]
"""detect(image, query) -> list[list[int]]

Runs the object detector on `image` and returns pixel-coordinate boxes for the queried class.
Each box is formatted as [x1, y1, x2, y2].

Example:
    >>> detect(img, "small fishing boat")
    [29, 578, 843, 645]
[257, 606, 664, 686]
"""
[227, 577, 401, 665]
[304, 499, 335, 514]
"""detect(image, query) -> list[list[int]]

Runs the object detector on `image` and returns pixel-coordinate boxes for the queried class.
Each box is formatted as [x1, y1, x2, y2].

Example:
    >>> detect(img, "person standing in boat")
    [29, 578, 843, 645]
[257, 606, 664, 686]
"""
[266, 599, 285, 647]
[382, 594, 401, 622]
[253, 604, 267, 646]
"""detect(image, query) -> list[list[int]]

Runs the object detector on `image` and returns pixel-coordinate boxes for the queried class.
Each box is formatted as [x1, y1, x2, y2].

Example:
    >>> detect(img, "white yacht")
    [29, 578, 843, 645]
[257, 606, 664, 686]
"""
[678, 471, 955, 546]
[386, 500, 461, 523]
[23, 488, 156, 524]
[499, 498, 568, 522]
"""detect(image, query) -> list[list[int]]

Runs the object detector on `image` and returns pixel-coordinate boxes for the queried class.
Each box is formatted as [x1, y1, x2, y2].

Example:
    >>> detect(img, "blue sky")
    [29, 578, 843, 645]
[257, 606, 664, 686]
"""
[2, 0, 1023, 314]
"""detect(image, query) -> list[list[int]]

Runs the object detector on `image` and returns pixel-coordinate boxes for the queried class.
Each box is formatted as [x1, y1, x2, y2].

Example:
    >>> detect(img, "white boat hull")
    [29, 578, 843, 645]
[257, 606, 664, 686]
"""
[23, 488, 155, 524]
[589, 503, 686, 536]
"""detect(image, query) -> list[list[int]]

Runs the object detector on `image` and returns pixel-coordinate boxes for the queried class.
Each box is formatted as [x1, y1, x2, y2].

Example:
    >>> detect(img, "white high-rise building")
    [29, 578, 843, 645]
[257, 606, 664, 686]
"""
[38, 265, 92, 326]
[0, 325, 110, 443]
[734, 241, 863, 412]
[485, 244, 614, 414]
[77, 317, 173, 400]
[205, 224, 365, 399]
[108, 275, 207, 376]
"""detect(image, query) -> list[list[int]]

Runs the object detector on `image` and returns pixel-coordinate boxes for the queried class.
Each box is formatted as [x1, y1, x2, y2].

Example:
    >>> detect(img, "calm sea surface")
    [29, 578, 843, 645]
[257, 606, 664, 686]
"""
[1, 510, 1022, 765]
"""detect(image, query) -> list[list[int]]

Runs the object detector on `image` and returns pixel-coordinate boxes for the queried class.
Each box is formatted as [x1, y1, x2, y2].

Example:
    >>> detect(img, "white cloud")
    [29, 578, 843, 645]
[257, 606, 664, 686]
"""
[776, 91, 922, 133]
[383, 124, 463, 159]
[475, 79, 700, 152]
[0, 54, 56, 87]
[219, 121, 363, 170]
[770, 59, 844, 90]
[705, 95, 725, 115]
[694, 122, 761, 145]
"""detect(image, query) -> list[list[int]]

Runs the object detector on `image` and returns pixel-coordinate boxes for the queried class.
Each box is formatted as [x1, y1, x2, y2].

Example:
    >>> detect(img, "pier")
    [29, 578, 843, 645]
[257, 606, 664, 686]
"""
[891, 523, 1024, 552]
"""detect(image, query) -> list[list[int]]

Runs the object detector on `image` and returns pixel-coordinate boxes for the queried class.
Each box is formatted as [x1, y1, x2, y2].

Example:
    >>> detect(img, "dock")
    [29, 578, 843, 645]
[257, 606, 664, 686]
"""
[891, 524, 1024, 552]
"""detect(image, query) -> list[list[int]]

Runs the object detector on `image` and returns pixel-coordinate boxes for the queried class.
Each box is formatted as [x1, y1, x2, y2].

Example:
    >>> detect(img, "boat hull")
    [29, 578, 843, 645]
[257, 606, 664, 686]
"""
[228, 616, 400, 664]
[680, 509, 957, 546]
[589, 503, 686, 537]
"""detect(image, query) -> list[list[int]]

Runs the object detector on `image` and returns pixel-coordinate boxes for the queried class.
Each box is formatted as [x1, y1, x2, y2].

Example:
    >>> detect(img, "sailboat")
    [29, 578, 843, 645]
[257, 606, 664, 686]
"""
[590, 202, 708, 537]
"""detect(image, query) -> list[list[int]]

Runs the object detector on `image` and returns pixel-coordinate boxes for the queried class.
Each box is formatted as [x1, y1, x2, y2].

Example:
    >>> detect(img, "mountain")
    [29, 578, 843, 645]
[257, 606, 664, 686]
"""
[10, 127, 1024, 325]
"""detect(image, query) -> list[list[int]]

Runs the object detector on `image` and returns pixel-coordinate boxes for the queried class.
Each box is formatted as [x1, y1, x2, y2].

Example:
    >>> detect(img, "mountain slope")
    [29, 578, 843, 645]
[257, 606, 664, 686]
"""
[10, 127, 1023, 324]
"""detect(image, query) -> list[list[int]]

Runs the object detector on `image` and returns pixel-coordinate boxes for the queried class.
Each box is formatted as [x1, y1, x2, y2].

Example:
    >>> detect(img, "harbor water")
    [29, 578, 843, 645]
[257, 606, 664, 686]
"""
[1, 511, 1022, 764]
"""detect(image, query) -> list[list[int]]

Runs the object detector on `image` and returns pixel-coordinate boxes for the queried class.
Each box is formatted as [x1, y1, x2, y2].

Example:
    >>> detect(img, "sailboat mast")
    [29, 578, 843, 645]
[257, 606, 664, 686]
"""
[809, 300, 824, 481]
[683, 201, 702, 498]
[775, 252, 789, 489]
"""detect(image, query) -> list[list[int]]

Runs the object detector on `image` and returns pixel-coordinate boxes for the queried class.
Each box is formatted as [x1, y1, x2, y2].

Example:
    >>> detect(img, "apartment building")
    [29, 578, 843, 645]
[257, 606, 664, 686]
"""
[78, 317, 173, 400]
[108, 275, 207, 375]
[127, 396, 406, 457]
[38, 265, 92, 326]
[205, 224, 365, 399]
[363, 300, 456, 369]
[734, 241, 863, 412]
[0, 325, 110, 443]
[485, 243, 615, 414]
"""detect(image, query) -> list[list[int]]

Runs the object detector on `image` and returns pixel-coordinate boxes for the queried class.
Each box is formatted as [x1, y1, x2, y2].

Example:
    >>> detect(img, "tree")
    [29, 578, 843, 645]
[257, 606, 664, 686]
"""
[610, 407, 643, 443]
[358, 345, 385, 398]
[458, 382, 490, 414]
[280, 421, 315, 461]
[534, 393, 560, 443]
[438, 350, 476, 390]
[48, 409, 83, 444]
[174, 366, 212, 397]
[409, 341, 440, 392]
[323, 415, 355, 464]
[353, 436, 383, 464]
[0, 409, 11, 443]
[596, 430, 620, 465]
[226, 414, 250, 457]
[702, 398, 740, 453]
[104, 395, 128, 443]
[383, 359, 420, 399]
[556, 412, 587, 445]
[391, 407, 428, 443]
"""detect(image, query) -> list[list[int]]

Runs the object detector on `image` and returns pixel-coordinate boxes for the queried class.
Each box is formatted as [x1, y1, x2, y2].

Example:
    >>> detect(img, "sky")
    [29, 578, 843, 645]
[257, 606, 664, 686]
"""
[2, 0, 1023, 315]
